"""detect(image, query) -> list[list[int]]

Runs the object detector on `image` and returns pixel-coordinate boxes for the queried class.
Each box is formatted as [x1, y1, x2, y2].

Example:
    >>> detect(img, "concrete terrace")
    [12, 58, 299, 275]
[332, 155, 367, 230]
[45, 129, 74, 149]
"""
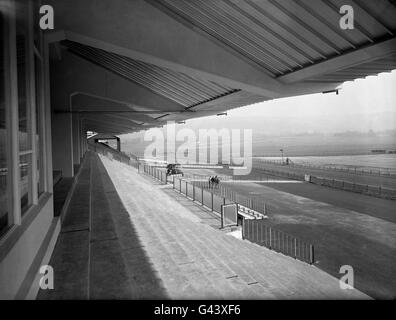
[38, 152, 369, 299]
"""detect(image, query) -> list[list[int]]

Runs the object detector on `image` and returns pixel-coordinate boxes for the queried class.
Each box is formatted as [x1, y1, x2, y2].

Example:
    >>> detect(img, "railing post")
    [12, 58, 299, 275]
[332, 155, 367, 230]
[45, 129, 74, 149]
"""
[269, 228, 272, 249]
[310, 245, 314, 265]
[286, 235, 288, 255]
[211, 192, 214, 211]
[256, 220, 259, 243]
[193, 184, 195, 201]
[280, 231, 283, 253]
[241, 218, 245, 240]
[294, 238, 297, 259]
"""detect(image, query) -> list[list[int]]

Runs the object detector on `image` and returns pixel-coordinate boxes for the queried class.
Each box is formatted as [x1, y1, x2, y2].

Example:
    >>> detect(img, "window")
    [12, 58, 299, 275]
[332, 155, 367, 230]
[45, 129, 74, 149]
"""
[35, 54, 43, 196]
[16, 2, 33, 213]
[0, 0, 47, 239]
[0, 13, 9, 236]
[34, 0, 44, 196]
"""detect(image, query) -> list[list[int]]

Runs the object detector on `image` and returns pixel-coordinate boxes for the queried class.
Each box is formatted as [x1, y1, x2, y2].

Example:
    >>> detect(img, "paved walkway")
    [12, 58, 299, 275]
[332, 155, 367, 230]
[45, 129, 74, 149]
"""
[39, 152, 369, 299]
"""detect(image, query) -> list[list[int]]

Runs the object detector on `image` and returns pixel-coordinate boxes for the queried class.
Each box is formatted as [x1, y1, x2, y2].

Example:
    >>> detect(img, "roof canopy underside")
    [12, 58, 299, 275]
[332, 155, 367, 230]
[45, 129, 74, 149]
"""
[47, 0, 396, 135]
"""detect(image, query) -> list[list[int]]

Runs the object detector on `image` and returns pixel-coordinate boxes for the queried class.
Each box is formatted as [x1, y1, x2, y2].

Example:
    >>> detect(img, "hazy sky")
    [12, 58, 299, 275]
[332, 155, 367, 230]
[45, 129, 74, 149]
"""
[228, 70, 396, 119]
[125, 70, 396, 139]
[233, 70, 395, 118]
[178, 70, 396, 134]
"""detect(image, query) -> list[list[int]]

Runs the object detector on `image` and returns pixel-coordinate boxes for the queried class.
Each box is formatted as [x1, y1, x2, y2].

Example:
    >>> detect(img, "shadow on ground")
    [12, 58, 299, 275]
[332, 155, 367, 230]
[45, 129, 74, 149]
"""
[38, 152, 168, 299]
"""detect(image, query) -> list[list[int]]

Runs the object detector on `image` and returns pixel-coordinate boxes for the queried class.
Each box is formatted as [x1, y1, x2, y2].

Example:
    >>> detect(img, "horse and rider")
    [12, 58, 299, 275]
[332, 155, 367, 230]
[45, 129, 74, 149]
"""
[166, 163, 183, 177]
[208, 175, 220, 189]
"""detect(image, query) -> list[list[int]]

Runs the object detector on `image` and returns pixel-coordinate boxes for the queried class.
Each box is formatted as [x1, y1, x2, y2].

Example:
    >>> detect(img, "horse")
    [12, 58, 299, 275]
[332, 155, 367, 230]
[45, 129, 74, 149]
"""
[210, 176, 220, 189]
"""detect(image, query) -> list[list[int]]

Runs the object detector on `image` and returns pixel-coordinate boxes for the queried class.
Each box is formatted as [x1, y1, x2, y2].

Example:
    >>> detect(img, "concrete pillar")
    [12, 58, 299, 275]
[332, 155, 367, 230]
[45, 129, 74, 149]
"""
[116, 137, 121, 152]
[80, 124, 85, 161]
[72, 114, 80, 166]
[52, 113, 74, 177]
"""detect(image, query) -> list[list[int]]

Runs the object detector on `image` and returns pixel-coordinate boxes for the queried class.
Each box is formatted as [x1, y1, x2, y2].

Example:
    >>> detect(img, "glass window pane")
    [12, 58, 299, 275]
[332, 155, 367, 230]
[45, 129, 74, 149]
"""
[0, 13, 9, 236]
[17, 5, 30, 153]
[36, 115, 41, 195]
[35, 56, 43, 195]
[33, 0, 40, 48]
[20, 153, 32, 212]
[34, 0, 44, 196]
[17, 3, 32, 212]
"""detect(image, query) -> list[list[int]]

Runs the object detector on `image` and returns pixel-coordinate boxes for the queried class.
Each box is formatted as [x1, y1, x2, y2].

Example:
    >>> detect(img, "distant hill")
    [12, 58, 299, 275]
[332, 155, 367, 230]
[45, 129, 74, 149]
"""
[120, 111, 396, 158]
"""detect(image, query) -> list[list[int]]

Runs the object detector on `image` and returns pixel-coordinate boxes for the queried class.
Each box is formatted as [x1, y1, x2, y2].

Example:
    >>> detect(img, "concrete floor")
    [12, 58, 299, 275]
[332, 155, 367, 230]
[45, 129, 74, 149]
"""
[53, 177, 73, 217]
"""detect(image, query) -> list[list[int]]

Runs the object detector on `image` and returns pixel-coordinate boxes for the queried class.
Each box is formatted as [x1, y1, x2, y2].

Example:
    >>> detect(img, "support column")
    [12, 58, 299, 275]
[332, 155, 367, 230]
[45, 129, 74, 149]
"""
[84, 133, 87, 153]
[80, 122, 84, 161]
[72, 114, 80, 166]
[43, 40, 53, 193]
[116, 137, 121, 152]
[51, 113, 74, 177]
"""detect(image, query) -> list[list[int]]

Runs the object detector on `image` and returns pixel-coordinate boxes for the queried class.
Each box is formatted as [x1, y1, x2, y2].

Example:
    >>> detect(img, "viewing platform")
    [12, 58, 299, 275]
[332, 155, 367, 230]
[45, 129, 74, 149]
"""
[38, 151, 369, 299]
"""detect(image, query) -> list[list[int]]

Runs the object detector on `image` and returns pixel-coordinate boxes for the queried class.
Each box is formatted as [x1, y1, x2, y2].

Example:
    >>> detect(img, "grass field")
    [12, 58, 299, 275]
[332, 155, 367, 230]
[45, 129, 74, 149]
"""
[256, 154, 396, 171]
